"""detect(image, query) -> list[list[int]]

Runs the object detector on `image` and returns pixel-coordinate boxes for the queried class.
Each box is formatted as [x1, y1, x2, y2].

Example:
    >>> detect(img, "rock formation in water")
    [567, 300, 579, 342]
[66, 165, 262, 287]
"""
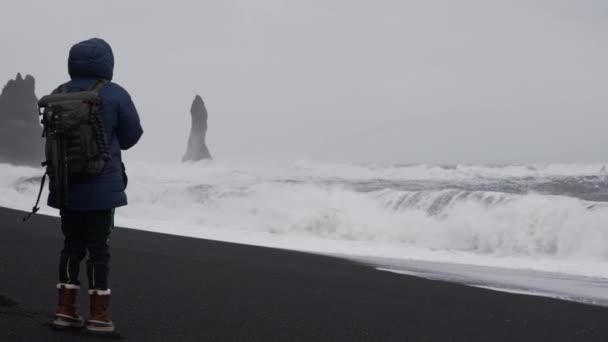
[183, 95, 212, 161]
[0, 73, 43, 166]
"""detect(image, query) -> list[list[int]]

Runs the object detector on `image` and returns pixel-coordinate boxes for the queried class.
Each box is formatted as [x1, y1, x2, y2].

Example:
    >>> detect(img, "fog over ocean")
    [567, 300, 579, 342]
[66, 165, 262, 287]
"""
[2, 1, 607, 164]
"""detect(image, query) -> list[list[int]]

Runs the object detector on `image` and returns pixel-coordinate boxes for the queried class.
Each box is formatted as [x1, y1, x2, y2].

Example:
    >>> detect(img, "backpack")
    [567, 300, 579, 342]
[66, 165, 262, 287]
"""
[23, 80, 110, 220]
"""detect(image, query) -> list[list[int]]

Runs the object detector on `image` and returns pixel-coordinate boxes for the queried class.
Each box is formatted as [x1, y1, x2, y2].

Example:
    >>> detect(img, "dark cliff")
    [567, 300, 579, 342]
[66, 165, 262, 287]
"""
[0, 73, 43, 166]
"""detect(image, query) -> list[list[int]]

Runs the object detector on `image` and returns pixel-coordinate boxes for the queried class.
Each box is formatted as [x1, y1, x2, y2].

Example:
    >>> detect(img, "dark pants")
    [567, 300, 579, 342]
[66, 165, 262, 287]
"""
[59, 209, 114, 290]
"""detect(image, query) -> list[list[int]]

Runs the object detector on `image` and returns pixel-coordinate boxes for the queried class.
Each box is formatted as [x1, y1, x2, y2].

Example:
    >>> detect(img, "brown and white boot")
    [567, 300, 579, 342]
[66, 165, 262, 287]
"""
[52, 283, 85, 329]
[86, 289, 115, 334]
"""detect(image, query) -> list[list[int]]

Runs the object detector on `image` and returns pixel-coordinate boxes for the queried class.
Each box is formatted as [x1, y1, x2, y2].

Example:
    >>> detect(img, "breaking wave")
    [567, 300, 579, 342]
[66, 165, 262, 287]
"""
[3, 160, 608, 263]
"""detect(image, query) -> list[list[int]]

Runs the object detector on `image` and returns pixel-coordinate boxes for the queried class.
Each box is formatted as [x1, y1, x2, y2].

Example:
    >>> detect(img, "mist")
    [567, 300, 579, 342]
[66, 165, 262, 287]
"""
[1, 0, 606, 164]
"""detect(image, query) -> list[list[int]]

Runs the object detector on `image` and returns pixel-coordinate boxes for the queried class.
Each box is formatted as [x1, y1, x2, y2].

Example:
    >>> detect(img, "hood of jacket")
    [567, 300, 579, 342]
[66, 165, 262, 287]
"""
[68, 38, 114, 81]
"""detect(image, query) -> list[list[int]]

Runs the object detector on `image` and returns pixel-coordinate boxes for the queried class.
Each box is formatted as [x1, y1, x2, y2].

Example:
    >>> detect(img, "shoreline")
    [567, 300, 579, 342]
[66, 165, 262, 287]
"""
[2, 207, 608, 341]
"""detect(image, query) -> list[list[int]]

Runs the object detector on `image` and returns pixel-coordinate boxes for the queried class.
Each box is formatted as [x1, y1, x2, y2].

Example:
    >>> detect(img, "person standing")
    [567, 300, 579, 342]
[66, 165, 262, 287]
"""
[50, 38, 143, 334]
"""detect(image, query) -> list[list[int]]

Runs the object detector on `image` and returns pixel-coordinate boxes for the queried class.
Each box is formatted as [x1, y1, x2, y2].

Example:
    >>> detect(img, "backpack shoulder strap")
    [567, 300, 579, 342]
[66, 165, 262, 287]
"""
[89, 79, 109, 92]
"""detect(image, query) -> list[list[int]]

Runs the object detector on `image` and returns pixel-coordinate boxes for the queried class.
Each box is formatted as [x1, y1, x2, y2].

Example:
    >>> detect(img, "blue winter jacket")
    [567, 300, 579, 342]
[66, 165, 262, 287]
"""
[48, 38, 143, 210]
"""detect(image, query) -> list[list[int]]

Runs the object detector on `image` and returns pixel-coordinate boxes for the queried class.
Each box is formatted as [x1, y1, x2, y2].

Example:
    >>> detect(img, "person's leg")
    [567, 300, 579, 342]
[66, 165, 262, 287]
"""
[84, 208, 115, 333]
[59, 210, 88, 285]
[85, 209, 113, 290]
[52, 210, 87, 329]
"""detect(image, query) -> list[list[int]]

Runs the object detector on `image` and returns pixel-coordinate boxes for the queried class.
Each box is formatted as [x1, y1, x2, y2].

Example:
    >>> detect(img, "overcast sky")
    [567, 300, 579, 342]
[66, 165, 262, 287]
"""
[1, 0, 606, 164]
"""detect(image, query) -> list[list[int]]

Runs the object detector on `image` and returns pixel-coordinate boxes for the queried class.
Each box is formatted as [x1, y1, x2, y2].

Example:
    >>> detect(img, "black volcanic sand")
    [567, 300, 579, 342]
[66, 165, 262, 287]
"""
[1, 207, 607, 341]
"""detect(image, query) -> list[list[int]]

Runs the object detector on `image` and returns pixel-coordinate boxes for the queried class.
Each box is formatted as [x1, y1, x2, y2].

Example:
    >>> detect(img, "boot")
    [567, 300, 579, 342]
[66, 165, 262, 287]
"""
[86, 289, 115, 333]
[52, 283, 84, 329]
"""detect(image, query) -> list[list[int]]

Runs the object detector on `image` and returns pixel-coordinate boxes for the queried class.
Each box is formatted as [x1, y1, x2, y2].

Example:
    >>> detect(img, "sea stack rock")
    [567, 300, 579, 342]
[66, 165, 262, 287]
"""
[182, 95, 212, 161]
[0, 73, 43, 166]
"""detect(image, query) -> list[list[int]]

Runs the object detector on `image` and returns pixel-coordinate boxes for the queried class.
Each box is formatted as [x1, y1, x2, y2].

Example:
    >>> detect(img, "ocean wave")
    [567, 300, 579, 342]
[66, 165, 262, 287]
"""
[3, 160, 608, 263]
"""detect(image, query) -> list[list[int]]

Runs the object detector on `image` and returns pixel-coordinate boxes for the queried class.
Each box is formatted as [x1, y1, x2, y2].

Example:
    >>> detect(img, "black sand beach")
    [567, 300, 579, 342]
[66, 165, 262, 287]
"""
[1, 207, 607, 341]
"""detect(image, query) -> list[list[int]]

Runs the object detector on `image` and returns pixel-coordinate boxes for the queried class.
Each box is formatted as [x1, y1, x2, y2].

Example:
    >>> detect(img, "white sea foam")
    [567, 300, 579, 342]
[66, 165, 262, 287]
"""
[2, 160, 608, 278]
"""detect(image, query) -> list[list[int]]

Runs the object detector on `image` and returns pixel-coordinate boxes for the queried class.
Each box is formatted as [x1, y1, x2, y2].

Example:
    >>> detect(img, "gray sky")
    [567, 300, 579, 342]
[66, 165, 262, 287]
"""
[1, 0, 606, 164]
